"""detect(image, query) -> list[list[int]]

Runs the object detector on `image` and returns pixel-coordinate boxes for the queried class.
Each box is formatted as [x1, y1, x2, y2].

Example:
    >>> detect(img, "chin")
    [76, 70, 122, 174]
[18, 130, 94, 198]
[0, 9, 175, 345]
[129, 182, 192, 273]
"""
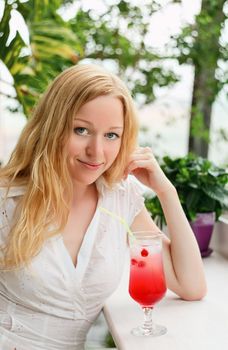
[71, 174, 101, 185]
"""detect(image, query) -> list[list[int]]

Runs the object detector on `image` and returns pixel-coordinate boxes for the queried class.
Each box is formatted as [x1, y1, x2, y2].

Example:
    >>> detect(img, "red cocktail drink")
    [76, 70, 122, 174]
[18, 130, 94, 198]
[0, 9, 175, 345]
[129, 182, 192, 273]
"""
[129, 232, 167, 337]
[129, 252, 166, 307]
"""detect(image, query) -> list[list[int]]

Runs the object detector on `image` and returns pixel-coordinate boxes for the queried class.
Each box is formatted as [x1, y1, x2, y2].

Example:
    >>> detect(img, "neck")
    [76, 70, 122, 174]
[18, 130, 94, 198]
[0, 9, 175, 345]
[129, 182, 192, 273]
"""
[71, 182, 97, 206]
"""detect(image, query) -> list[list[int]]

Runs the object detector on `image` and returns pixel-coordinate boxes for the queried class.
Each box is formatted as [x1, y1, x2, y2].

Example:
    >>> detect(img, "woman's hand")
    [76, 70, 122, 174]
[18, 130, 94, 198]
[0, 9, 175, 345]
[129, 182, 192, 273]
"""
[124, 147, 174, 195]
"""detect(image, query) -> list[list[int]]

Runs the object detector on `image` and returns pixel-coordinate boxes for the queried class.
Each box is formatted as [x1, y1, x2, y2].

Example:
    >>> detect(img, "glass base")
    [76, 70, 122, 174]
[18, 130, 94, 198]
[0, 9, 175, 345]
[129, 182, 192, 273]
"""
[131, 323, 167, 337]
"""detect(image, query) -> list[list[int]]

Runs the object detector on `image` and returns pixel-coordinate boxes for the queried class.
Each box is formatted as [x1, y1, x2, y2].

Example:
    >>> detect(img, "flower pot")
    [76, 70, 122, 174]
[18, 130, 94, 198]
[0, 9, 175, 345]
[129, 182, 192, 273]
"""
[190, 212, 215, 258]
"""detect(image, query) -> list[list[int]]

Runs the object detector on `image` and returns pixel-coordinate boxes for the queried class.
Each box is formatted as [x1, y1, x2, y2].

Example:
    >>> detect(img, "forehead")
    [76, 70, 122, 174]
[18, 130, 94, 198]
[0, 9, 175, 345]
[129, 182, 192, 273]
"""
[74, 95, 124, 127]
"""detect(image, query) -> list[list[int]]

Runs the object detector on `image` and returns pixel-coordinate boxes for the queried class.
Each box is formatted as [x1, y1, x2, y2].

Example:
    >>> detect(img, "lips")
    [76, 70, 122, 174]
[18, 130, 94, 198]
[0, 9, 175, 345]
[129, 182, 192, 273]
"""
[77, 159, 104, 170]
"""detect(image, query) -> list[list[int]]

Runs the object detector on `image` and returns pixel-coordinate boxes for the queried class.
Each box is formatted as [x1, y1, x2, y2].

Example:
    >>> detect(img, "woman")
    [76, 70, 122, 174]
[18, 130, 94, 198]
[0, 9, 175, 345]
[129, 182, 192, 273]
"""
[0, 64, 206, 350]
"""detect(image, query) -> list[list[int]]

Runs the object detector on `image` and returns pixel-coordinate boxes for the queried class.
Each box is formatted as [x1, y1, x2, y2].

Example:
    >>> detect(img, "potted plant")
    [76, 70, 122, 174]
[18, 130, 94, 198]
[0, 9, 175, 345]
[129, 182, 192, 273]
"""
[145, 154, 228, 257]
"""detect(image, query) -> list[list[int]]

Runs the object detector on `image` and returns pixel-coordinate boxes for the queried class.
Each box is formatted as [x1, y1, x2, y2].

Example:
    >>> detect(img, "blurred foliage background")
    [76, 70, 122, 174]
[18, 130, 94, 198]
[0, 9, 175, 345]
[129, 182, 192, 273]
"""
[0, 0, 227, 157]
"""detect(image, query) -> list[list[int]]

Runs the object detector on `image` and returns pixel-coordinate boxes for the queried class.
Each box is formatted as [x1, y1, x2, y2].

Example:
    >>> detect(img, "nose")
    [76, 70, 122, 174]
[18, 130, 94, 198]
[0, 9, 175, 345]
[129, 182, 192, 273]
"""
[86, 135, 104, 160]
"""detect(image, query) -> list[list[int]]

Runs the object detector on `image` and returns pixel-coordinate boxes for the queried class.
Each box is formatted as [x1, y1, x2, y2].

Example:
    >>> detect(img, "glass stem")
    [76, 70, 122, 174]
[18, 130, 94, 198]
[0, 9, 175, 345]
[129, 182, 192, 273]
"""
[142, 307, 154, 331]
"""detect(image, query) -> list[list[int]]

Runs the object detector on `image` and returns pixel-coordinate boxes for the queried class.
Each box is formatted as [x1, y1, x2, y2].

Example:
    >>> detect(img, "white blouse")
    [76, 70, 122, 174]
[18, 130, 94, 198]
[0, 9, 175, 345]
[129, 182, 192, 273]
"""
[0, 177, 145, 350]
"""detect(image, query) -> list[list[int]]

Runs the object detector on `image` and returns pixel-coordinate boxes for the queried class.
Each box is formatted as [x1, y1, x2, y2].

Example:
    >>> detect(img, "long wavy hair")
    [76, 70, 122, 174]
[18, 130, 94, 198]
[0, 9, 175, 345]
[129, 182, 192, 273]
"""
[0, 64, 139, 269]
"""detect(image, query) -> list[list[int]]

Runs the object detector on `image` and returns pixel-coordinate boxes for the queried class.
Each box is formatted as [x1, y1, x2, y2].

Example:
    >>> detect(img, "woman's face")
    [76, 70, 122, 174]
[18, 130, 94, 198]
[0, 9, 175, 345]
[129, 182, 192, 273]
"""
[67, 95, 124, 186]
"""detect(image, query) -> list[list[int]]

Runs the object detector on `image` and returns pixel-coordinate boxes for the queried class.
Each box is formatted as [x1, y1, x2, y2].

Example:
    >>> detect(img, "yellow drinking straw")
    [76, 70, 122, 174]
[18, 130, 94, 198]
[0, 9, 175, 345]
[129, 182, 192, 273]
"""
[99, 206, 136, 241]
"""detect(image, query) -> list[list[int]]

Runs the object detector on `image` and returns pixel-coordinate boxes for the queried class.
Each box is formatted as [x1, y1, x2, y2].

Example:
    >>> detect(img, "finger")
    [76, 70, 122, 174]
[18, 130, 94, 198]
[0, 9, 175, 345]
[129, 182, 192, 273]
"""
[133, 146, 153, 154]
[127, 160, 154, 174]
[124, 148, 156, 177]
[129, 148, 155, 162]
[125, 153, 156, 173]
[128, 153, 152, 163]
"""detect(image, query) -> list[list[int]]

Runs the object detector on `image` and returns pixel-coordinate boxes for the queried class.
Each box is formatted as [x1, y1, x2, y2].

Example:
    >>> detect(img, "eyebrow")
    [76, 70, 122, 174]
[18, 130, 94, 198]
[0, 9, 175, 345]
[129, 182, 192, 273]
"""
[74, 118, 124, 130]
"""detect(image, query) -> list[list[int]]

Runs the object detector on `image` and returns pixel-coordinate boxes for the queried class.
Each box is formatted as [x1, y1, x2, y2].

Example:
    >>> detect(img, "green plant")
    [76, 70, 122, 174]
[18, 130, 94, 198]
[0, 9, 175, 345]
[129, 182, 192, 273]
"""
[104, 331, 116, 348]
[145, 154, 228, 228]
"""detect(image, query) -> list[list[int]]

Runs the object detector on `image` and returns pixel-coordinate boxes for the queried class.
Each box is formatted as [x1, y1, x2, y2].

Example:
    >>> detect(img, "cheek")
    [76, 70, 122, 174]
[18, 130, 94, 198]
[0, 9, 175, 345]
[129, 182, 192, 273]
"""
[67, 136, 80, 156]
[107, 142, 122, 161]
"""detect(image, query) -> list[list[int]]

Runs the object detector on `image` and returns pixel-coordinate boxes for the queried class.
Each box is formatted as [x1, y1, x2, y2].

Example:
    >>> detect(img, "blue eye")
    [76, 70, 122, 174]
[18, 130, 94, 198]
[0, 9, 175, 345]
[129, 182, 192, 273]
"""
[73, 127, 88, 136]
[105, 132, 119, 140]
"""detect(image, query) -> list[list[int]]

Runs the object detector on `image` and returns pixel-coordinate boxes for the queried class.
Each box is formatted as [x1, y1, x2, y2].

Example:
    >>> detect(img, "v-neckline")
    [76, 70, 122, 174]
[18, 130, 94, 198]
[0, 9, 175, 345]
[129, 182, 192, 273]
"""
[58, 194, 102, 276]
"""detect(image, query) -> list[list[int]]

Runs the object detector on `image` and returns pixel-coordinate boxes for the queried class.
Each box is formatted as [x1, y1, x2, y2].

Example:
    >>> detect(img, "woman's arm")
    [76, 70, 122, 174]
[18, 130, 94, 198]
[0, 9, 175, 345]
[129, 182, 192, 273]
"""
[126, 147, 207, 300]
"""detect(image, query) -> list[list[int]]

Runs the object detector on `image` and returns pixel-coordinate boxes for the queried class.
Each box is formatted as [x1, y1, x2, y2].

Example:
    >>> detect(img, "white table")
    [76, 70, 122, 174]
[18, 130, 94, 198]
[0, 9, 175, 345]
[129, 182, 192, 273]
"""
[103, 252, 228, 350]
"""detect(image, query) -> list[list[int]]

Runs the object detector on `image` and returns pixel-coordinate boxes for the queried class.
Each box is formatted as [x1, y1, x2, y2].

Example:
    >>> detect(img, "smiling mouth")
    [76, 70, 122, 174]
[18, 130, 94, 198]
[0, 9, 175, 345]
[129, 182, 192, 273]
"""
[77, 159, 104, 169]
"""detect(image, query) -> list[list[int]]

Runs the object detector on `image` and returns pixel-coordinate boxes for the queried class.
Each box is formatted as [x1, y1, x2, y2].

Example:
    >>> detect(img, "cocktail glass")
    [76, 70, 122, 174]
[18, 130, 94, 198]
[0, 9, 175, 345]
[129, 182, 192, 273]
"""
[129, 231, 167, 336]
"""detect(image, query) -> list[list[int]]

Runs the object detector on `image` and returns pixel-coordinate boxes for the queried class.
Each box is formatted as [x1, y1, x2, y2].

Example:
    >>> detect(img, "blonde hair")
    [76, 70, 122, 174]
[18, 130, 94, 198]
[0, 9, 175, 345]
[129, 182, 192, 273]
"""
[0, 64, 139, 269]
